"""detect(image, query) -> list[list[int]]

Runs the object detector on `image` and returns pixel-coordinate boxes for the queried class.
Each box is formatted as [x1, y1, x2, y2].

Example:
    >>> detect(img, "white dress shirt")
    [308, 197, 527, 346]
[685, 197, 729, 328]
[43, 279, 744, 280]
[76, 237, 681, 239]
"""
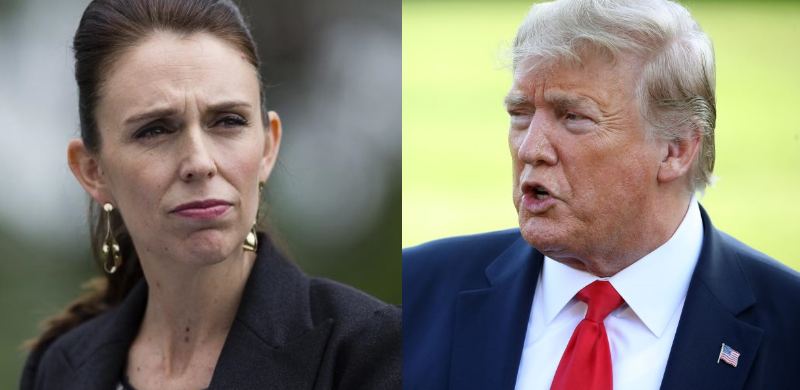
[515, 199, 703, 390]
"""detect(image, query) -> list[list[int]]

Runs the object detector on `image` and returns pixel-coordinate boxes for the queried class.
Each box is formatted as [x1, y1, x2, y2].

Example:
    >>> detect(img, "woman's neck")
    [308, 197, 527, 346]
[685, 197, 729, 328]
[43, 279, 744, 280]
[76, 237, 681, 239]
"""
[128, 247, 256, 384]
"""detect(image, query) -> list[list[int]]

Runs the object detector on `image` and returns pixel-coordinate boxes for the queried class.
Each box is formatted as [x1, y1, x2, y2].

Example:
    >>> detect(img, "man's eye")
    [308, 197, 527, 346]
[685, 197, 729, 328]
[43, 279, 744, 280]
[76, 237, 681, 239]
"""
[509, 112, 532, 130]
[565, 113, 584, 121]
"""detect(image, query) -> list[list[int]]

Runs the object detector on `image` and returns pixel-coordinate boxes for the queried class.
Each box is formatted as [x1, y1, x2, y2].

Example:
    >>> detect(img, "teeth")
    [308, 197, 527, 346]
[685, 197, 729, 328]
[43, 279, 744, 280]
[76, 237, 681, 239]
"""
[532, 186, 549, 200]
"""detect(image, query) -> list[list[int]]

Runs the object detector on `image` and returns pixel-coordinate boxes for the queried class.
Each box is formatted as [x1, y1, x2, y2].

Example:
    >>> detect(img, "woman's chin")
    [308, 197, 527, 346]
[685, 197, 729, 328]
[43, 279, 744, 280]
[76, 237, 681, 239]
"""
[178, 231, 244, 266]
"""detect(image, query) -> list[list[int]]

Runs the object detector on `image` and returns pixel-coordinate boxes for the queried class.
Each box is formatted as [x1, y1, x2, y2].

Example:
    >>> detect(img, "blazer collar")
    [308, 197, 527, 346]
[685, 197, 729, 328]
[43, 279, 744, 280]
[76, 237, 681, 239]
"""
[660, 205, 763, 389]
[57, 234, 333, 389]
[56, 279, 148, 389]
[209, 235, 333, 388]
[450, 236, 543, 390]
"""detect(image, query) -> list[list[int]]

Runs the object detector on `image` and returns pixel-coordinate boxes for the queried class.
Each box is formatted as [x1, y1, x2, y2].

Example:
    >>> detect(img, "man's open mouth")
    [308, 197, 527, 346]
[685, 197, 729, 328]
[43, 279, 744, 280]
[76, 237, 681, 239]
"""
[533, 186, 550, 200]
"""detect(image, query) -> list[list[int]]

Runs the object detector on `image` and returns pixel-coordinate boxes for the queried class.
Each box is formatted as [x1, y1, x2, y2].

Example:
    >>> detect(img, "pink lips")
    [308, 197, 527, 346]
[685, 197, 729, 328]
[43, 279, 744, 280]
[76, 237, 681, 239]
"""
[522, 193, 556, 213]
[520, 181, 557, 214]
[171, 199, 231, 219]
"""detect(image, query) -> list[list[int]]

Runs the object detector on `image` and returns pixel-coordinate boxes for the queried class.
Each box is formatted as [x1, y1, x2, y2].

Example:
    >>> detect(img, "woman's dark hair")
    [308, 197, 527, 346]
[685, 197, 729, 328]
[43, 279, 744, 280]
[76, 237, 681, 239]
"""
[28, 0, 266, 351]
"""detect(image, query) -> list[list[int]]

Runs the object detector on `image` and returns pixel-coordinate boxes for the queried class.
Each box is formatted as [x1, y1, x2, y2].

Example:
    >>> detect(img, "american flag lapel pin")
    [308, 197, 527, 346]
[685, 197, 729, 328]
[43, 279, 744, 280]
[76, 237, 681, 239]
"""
[717, 343, 741, 367]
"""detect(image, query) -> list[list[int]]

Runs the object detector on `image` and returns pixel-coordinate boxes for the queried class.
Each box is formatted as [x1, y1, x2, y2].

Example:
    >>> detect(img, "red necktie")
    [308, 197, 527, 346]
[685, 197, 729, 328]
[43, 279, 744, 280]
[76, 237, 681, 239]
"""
[550, 281, 624, 390]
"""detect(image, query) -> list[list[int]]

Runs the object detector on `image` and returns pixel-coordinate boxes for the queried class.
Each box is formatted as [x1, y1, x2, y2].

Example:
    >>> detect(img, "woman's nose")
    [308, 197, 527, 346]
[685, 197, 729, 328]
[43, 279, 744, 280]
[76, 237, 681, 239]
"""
[178, 127, 217, 181]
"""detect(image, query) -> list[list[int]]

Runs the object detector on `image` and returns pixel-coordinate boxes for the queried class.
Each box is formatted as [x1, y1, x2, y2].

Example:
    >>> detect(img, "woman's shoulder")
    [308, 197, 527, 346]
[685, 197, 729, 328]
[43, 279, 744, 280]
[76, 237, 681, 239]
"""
[306, 277, 401, 389]
[308, 277, 400, 321]
[256, 238, 400, 331]
[237, 242, 402, 389]
[21, 283, 147, 389]
[306, 276, 401, 349]
[21, 309, 123, 389]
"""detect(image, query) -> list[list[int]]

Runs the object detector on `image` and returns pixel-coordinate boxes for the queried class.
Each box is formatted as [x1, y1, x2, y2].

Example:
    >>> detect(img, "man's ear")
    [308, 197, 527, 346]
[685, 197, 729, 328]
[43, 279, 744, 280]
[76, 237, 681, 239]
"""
[67, 139, 111, 204]
[258, 111, 283, 183]
[657, 131, 702, 184]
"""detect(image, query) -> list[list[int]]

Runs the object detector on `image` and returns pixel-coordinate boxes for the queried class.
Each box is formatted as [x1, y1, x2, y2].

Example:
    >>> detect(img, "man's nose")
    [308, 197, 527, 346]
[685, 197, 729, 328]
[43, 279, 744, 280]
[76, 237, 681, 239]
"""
[518, 112, 557, 166]
[178, 127, 217, 181]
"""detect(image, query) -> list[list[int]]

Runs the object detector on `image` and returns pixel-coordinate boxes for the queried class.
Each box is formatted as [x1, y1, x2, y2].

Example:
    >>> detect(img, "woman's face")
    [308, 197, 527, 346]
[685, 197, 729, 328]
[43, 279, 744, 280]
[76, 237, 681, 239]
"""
[70, 32, 280, 266]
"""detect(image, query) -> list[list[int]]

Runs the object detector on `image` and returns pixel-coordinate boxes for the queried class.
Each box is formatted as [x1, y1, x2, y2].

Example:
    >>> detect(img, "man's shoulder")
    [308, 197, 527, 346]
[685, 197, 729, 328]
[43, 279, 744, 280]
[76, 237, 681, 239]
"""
[402, 229, 525, 298]
[719, 231, 800, 292]
[403, 228, 522, 271]
[401, 229, 538, 389]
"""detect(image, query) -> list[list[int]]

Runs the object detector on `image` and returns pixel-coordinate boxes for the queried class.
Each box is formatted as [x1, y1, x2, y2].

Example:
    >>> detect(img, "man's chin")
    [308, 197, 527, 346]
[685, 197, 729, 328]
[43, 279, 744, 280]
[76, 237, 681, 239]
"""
[518, 215, 566, 254]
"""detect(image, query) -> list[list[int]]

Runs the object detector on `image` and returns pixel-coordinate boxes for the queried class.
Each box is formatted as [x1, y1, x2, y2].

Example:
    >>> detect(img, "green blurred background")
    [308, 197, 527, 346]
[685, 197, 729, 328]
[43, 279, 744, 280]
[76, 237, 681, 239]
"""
[0, 0, 399, 386]
[403, 0, 800, 266]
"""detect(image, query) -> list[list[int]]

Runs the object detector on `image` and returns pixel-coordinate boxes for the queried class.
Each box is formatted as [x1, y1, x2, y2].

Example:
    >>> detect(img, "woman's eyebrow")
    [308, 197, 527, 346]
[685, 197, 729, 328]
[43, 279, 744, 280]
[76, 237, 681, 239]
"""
[206, 100, 252, 112]
[123, 100, 253, 125]
[124, 107, 176, 126]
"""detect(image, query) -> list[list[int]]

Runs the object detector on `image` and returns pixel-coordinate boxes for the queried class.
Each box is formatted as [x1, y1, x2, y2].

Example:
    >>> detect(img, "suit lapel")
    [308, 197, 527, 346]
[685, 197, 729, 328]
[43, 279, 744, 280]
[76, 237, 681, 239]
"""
[209, 236, 333, 388]
[58, 281, 148, 390]
[209, 318, 333, 388]
[660, 206, 763, 390]
[450, 237, 542, 390]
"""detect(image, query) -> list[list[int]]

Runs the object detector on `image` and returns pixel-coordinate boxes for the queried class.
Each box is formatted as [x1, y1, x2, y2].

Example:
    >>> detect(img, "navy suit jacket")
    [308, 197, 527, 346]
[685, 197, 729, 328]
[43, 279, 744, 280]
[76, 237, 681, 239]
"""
[403, 206, 800, 389]
[22, 235, 401, 390]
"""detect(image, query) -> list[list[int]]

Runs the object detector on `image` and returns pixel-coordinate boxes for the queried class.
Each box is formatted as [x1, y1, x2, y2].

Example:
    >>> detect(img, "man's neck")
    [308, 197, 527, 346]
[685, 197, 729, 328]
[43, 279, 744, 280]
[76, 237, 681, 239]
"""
[551, 193, 693, 277]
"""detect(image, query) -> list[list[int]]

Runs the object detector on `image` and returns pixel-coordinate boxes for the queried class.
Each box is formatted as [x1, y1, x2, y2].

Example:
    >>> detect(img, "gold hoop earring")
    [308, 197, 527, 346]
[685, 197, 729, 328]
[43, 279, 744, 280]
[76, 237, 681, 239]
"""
[101, 203, 122, 274]
[243, 182, 264, 252]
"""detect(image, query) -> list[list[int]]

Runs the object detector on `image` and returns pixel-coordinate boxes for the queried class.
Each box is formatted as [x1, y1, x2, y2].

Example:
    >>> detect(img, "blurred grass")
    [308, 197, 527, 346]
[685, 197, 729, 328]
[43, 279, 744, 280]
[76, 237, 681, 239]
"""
[402, 1, 800, 269]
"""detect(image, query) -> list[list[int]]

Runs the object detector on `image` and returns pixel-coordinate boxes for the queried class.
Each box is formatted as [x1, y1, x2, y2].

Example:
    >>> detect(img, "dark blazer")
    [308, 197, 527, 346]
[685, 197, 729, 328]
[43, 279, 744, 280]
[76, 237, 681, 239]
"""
[22, 236, 401, 390]
[403, 205, 800, 389]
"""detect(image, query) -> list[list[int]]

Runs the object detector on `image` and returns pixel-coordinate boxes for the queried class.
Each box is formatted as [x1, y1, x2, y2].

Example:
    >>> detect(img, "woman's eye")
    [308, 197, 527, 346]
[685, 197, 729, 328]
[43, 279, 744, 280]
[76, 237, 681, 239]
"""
[216, 115, 248, 128]
[134, 126, 169, 139]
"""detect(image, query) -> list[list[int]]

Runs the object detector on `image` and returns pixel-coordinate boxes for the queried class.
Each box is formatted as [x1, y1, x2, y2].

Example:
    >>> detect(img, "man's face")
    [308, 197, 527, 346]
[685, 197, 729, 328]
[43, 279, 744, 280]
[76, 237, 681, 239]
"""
[506, 55, 665, 267]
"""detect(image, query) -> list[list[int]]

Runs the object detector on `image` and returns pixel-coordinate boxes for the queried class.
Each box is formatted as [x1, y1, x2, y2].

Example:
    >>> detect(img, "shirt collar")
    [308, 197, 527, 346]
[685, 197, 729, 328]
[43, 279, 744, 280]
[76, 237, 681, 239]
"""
[541, 197, 703, 338]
